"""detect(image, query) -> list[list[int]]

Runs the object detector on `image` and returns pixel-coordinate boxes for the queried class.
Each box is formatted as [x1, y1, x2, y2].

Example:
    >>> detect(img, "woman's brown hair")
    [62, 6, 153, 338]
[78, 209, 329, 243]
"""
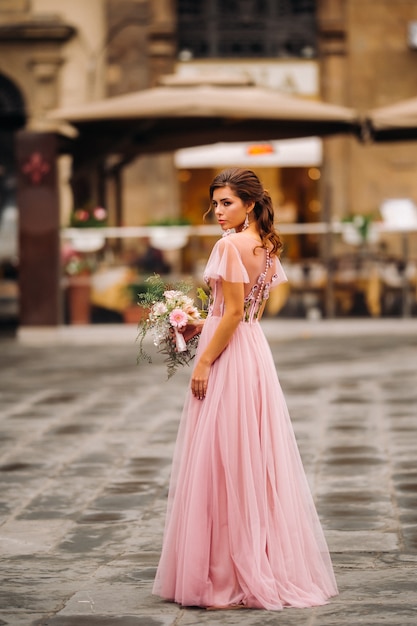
[208, 168, 283, 256]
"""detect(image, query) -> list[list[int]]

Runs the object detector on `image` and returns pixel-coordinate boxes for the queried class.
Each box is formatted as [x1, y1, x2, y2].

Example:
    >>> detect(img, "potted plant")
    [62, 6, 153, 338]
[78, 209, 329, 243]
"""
[147, 217, 191, 251]
[69, 203, 108, 254]
[62, 247, 96, 325]
[341, 212, 380, 246]
[70, 203, 108, 228]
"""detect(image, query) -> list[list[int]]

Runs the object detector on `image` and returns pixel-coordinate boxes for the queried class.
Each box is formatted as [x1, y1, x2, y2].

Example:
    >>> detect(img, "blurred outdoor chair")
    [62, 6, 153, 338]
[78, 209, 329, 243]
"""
[277, 260, 327, 318]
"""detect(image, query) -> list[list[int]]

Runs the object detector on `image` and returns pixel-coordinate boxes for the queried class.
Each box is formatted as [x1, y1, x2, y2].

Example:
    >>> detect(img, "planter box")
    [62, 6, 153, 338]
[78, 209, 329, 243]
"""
[149, 226, 190, 250]
[67, 275, 91, 325]
[123, 305, 149, 324]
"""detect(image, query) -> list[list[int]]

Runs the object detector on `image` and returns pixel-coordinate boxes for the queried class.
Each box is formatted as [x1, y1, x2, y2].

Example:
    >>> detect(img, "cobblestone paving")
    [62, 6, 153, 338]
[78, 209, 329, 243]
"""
[0, 323, 416, 625]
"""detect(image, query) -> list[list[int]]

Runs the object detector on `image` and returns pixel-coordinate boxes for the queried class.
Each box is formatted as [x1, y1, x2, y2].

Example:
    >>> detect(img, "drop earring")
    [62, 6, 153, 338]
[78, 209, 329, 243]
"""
[241, 213, 249, 231]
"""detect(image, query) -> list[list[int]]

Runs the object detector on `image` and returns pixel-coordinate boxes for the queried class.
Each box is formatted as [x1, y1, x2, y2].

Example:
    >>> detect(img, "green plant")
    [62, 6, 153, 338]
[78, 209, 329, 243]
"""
[341, 211, 379, 242]
[147, 217, 191, 226]
[63, 252, 96, 276]
[125, 281, 149, 305]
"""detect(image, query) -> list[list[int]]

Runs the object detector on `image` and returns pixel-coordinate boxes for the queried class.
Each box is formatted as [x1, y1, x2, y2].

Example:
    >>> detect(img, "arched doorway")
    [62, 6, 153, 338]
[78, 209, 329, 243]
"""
[0, 73, 26, 325]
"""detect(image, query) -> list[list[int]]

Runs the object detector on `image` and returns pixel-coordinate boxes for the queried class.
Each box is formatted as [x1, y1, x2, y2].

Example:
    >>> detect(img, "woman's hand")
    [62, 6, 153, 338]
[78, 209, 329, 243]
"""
[181, 320, 204, 343]
[191, 358, 210, 400]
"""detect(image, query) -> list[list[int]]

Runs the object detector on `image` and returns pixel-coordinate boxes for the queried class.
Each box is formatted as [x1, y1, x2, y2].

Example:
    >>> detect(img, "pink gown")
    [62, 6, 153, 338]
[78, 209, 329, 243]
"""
[152, 232, 338, 610]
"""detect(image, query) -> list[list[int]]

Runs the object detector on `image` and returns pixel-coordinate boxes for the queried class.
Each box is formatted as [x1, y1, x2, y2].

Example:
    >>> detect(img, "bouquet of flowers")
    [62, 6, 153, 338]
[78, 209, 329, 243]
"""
[137, 274, 208, 379]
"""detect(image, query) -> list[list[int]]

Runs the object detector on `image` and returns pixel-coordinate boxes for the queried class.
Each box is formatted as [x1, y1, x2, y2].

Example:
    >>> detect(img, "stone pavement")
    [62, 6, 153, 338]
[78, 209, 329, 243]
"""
[0, 319, 417, 626]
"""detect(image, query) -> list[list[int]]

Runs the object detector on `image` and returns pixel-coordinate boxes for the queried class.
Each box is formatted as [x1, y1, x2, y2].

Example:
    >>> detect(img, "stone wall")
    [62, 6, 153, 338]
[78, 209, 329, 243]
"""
[319, 0, 417, 256]
[103, 0, 179, 227]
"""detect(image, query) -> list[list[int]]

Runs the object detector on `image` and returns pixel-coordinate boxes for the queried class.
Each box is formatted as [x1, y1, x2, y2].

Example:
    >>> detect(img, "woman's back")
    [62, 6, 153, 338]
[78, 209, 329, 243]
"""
[204, 232, 286, 322]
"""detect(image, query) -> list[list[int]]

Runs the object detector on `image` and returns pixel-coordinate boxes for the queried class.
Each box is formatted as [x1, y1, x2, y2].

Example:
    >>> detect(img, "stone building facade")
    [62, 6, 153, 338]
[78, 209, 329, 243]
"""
[0, 0, 178, 232]
[318, 0, 417, 230]
[1, 0, 416, 324]
[2, 0, 417, 240]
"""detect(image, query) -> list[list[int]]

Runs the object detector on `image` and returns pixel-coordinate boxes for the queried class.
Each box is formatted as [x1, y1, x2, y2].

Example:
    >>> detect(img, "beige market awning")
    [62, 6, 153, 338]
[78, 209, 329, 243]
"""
[48, 76, 360, 164]
[366, 96, 417, 141]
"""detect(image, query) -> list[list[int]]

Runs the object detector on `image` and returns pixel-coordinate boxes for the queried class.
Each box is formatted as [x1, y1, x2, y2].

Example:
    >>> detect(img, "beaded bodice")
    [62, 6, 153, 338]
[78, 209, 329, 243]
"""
[243, 249, 274, 323]
[204, 240, 279, 324]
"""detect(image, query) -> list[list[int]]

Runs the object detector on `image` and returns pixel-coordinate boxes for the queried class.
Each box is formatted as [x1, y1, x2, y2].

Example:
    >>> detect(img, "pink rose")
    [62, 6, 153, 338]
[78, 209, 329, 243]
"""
[151, 302, 167, 317]
[169, 308, 188, 328]
[93, 206, 107, 221]
[74, 209, 89, 222]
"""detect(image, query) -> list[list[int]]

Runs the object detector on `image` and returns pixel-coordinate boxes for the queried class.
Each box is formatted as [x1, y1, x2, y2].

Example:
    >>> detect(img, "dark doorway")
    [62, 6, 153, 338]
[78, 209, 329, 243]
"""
[0, 73, 26, 328]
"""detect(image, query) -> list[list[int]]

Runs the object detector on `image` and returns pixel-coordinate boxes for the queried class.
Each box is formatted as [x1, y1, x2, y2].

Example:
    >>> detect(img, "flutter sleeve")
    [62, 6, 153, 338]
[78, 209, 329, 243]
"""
[203, 238, 250, 283]
[271, 257, 288, 287]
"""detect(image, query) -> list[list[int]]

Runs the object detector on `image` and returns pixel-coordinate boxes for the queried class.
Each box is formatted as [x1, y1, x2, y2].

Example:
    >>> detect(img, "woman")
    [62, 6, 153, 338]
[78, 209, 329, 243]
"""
[153, 168, 338, 610]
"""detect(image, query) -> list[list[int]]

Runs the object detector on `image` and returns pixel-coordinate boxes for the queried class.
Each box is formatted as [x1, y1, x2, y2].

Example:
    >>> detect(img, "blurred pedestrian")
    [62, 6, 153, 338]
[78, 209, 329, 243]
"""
[140, 241, 171, 274]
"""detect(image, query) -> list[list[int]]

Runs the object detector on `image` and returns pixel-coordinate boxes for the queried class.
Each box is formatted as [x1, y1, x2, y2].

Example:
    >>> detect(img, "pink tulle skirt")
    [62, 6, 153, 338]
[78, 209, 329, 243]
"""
[152, 317, 338, 609]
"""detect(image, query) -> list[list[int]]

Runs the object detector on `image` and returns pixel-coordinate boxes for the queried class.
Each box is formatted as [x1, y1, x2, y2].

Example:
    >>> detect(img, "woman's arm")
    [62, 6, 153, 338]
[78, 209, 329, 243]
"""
[191, 279, 244, 400]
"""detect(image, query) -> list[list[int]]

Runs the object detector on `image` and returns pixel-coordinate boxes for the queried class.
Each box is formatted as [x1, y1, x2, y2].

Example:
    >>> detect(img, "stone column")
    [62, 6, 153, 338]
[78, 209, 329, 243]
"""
[317, 0, 349, 317]
[148, 0, 176, 86]
[317, 0, 350, 221]
[16, 131, 61, 326]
